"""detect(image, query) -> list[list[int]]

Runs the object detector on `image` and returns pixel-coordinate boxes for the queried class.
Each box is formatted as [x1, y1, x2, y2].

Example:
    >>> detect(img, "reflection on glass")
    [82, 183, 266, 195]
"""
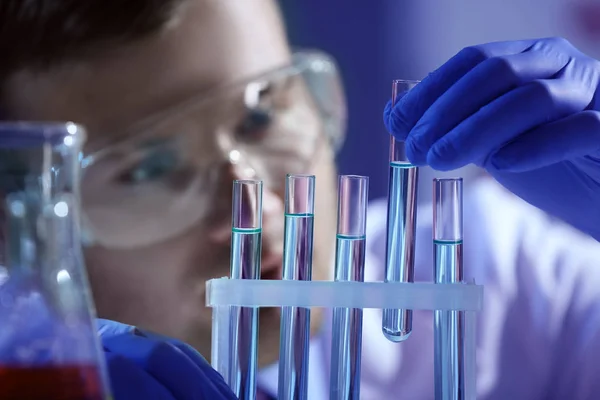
[0, 123, 110, 400]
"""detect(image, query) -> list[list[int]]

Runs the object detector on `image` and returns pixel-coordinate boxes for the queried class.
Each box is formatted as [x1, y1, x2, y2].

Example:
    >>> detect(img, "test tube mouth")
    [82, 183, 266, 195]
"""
[433, 178, 463, 242]
[390, 80, 420, 163]
[232, 179, 263, 230]
[392, 79, 420, 103]
[337, 175, 369, 237]
[392, 79, 421, 86]
[285, 174, 315, 215]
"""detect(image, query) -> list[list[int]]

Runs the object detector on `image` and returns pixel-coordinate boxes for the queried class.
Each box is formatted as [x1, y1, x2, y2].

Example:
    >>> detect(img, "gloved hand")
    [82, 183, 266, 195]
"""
[384, 37, 600, 240]
[98, 319, 237, 400]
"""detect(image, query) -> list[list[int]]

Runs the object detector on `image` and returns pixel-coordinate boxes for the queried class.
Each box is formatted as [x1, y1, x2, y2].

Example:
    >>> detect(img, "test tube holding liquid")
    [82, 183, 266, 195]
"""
[330, 175, 369, 400]
[278, 174, 315, 400]
[382, 79, 420, 342]
[228, 180, 263, 400]
[433, 178, 465, 400]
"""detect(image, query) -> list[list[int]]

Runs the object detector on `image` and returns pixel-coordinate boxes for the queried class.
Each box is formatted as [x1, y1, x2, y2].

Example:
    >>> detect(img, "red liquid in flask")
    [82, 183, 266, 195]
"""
[0, 364, 106, 400]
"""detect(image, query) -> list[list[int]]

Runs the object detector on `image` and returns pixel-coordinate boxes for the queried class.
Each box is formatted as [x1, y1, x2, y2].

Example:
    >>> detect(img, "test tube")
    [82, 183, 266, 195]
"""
[278, 174, 315, 400]
[433, 178, 465, 400]
[330, 175, 369, 400]
[382, 79, 420, 342]
[228, 180, 263, 400]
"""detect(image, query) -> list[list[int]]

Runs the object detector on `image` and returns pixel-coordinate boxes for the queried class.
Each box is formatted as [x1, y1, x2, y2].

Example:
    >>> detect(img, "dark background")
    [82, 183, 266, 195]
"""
[279, 1, 413, 200]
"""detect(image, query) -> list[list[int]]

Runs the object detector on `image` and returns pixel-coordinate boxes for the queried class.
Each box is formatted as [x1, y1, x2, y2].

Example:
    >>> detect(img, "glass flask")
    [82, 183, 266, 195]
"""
[0, 122, 111, 400]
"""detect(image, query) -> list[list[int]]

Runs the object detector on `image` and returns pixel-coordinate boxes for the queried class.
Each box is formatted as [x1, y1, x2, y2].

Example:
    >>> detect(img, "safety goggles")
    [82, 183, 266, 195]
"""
[80, 50, 347, 248]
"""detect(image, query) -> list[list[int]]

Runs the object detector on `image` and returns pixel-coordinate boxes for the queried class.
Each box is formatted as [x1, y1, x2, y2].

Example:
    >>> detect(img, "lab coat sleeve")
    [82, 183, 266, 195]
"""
[468, 178, 600, 399]
[542, 244, 600, 399]
[361, 178, 600, 399]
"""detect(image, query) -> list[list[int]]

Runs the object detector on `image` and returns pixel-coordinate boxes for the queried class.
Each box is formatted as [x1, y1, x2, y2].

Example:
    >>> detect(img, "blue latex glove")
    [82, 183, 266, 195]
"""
[98, 319, 237, 400]
[384, 37, 600, 240]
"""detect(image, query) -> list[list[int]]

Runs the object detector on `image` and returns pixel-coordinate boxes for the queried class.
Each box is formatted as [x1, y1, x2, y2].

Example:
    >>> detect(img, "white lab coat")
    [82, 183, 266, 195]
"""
[258, 177, 600, 399]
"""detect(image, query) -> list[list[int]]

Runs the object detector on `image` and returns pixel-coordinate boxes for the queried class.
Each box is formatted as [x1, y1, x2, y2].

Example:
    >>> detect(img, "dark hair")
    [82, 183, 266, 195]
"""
[0, 0, 187, 74]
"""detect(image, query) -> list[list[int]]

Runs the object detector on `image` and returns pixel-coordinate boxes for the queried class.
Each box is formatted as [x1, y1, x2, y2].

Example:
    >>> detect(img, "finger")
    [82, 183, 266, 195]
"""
[490, 110, 600, 172]
[405, 50, 569, 164]
[134, 329, 210, 370]
[385, 39, 536, 140]
[383, 99, 393, 133]
[426, 77, 592, 171]
[135, 329, 237, 399]
[383, 88, 412, 134]
[103, 333, 224, 400]
[105, 352, 174, 400]
[384, 83, 416, 136]
[97, 319, 136, 339]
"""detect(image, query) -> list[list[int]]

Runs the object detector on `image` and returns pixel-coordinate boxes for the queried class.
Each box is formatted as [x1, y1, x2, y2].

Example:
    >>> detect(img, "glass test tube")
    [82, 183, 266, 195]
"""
[433, 178, 465, 400]
[382, 79, 420, 342]
[330, 175, 369, 400]
[228, 180, 263, 400]
[278, 174, 315, 400]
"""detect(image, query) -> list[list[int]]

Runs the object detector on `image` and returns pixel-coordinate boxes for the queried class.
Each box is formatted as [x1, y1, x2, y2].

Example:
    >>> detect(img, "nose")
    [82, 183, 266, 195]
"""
[207, 160, 285, 279]
[206, 159, 257, 227]
[207, 161, 284, 249]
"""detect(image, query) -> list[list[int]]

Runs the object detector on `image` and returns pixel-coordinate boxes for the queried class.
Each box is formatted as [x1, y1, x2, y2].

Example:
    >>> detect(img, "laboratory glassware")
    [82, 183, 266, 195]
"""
[207, 276, 482, 399]
[382, 79, 420, 342]
[228, 179, 263, 400]
[278, 174, 315, 400]
[330, 175, 369, 400]
[433, 178, 465, 400]
[0, 122, 111, 400]
[210, 174, 482, 399]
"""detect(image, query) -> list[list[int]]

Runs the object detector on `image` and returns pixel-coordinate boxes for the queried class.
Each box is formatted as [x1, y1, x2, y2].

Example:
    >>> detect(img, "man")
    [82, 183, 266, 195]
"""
[2, 1, 336, 398]
[2, 1, 600, 399]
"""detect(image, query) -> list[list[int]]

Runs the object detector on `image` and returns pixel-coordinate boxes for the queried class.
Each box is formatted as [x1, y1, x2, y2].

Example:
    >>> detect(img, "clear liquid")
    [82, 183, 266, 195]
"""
[434, 240, 465, 400]
[279, 214, 314, 400]
[281, 214, 314, 281]
[330, 235, 366, 400]
[229, 229, 262, 400]
[383, 162, 418, 342]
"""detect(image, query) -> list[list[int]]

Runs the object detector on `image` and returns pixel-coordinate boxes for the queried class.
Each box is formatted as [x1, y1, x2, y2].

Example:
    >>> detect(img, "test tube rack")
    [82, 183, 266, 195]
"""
[207, 278, 483, 399]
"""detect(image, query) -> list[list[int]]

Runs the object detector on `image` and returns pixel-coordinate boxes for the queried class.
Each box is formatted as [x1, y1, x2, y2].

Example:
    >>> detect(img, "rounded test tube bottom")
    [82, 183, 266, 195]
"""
[382, 310, 412, 342]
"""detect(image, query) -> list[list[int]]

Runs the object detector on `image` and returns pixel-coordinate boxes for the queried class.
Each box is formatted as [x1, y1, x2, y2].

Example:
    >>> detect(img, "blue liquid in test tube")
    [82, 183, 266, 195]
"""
[330, 175, 369, 400]
[382, 79, 420, 342]
[433, 178, 465, 400]
[278, 174, 315, 400]
[228, 179, 263, 400]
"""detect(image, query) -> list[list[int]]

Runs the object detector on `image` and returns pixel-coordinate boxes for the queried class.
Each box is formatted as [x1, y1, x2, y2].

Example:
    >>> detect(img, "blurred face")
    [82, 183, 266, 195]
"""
[1, 0, 341, 366]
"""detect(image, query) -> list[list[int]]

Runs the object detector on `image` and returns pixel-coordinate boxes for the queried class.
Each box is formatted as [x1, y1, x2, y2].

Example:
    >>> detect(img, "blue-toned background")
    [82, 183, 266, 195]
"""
[280, 0, 407, 200]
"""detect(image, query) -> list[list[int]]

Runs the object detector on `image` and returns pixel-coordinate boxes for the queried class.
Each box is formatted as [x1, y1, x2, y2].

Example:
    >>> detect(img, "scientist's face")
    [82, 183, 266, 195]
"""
[1, 0, 341, 365]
